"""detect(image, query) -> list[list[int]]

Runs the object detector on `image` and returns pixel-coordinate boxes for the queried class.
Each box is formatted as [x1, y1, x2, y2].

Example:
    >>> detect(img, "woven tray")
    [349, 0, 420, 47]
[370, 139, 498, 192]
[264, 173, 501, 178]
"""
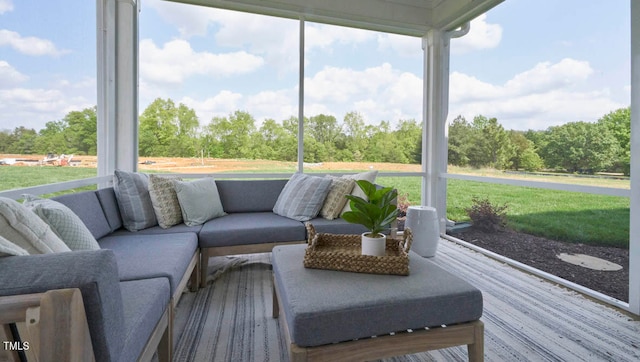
[303, 223, 412, 276]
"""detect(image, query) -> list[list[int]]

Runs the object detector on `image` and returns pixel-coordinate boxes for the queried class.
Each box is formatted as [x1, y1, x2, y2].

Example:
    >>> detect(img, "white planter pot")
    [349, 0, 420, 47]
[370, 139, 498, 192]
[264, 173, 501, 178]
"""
[361, 232, 386, 256]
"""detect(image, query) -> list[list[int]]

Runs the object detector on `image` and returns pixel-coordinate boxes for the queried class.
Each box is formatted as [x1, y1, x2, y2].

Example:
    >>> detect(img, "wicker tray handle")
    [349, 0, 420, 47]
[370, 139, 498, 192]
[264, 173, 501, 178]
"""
[400, 227, 412, 254]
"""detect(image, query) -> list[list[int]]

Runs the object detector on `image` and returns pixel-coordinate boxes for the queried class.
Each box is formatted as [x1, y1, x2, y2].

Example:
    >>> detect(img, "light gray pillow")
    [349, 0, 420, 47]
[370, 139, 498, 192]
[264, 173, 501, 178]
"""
[0, 235, 29, 257]
[148, 175, 183, 229]
[23, 195, 100, 251]
[0, 197, 71, 254]
[113, 170, 157, 231]
[273, 173, 332, 221]
[340, 170, 379, 215]
[174, 178, 226, 226]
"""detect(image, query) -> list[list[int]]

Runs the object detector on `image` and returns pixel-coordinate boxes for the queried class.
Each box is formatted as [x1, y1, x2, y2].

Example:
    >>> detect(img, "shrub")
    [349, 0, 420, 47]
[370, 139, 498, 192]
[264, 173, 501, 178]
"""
[465, 197, 508, 232]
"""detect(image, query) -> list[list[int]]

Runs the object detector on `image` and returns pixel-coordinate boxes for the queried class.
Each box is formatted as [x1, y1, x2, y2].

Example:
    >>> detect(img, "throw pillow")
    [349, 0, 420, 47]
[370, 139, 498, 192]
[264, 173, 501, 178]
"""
[174, 178, 226, 226]
[0, 197, 71, 254]
[23, 195, 100, 251]
[0, 235, 28, 257]
[320, 176, 355, 220]
[113, 170, 157, 231]
[273, 173, 332, 222]
[148, 175, 183, 229]
[340, 170, 379, 215]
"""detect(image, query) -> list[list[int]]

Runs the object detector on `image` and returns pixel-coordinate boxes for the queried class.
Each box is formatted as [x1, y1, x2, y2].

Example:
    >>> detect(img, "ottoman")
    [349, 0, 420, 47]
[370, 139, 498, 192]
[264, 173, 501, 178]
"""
[272, 244, 484, 361]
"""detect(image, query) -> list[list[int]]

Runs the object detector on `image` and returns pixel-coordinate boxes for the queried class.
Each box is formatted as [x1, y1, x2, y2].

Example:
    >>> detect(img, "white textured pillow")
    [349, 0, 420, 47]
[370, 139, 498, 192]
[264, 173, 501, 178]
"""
[273, 173, 332, 221]
[113, 170, 158, 231]
[174, 178, 226, 226]
[0, 235, 28, 257]
[340, 170, 379, 215]
[149, 175, 183, 229]
[0, 197, 70, 254]
[23, 195, 100, 251]
[320, 176, 355, 220]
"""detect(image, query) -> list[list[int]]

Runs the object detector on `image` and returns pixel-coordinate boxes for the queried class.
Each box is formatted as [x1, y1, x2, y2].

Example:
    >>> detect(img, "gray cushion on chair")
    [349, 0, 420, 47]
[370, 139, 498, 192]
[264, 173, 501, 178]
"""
[98, 232, 198, 295]
[95, 187, 123, 232]
[53, 190, 112, 240]
[216, 179, 287, 213]
[118, 278, 170, 362]
[0, 250, 126, 362]
[272, 244, 483, 347]
[199, 212, 305, 248]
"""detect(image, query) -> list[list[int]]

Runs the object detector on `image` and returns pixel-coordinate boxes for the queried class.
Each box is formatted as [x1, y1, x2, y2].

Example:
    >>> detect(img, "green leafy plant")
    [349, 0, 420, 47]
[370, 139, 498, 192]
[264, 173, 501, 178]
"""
[465, 197, 508, 232]
[342, 180, 398, 236]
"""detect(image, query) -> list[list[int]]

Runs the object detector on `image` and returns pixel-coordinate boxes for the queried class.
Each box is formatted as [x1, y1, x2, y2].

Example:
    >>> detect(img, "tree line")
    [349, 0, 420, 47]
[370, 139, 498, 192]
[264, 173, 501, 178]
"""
[0, 97, 630, 175]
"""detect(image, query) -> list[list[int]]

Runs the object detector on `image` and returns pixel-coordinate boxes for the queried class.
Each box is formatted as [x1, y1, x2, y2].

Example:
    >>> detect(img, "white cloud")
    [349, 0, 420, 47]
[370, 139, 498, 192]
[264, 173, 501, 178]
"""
[305, 24, 376, 52]
[449, 58, 623, 130]
[305, 63, 422, 124]
[377, 33, 422, 57]
[0, 60, 27, 87]
[451, 14, 502, 55]
[0, 86, 93, 130]
[0, 29, 68, 56]
[179, 91, 244, 124]
[144, 0, 218, 37]
[0, 0, 13, 14]
[139, 39, 264, 85]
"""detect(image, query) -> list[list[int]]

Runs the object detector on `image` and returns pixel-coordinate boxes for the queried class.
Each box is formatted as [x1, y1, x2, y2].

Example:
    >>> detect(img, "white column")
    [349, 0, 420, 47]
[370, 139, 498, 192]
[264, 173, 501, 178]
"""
[421, 30, 451, 234]
[628, 0, 640, 315]
[97, 0, 139, 180]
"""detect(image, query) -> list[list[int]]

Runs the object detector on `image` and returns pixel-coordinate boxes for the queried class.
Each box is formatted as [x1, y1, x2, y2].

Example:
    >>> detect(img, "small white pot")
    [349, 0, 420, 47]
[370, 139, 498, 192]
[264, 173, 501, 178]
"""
[361, 232, 386, 256]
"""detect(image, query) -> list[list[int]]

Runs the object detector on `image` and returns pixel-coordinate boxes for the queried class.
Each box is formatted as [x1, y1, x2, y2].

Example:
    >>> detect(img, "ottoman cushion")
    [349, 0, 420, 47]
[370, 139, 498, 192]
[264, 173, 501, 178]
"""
[272, 244, 483, 347]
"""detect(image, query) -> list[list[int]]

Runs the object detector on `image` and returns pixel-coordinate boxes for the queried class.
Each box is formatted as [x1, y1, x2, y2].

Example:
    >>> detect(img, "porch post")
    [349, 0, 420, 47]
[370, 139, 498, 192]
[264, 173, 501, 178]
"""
[628, 0, 640, 315]
[97, 0, 139, 180]
[421, 30, 451, 234]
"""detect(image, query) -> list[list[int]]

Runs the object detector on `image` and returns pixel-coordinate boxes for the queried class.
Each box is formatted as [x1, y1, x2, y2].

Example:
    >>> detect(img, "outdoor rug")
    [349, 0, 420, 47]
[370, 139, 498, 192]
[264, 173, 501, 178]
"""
[173, 241, 640, 361]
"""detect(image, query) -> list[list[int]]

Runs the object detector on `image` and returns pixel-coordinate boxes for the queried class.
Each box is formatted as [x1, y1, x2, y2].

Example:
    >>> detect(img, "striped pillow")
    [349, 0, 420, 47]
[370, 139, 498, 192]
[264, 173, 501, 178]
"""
[113, 170, 157, 231]
[273, 174, 332, 221]
[320, 176, 355, 220]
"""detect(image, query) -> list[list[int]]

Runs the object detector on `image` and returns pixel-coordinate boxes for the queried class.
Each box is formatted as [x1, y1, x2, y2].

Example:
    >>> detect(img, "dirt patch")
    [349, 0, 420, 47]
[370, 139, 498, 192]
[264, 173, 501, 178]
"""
[453, 228, 629, 302]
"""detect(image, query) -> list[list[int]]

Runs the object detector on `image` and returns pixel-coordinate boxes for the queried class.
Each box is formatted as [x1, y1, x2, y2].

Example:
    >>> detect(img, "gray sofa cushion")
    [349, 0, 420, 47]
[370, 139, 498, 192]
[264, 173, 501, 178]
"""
[0, 250, 126, 362]
[272, 244, 483, 347]
[109, 223, 203, 236]
[98, 232, 198, 294]
[119, 278, 170, 362]
[216, 179, 287, 213]
[199, 212, 306, 248]
[95, 187, 123, 232]
[53, 190, 112, 240]
[306, 217, 369, 235]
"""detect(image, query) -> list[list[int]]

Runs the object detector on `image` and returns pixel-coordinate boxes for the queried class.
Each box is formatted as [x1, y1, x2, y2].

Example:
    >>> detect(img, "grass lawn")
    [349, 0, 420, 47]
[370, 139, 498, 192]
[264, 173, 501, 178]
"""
[1, 167, 629, 248]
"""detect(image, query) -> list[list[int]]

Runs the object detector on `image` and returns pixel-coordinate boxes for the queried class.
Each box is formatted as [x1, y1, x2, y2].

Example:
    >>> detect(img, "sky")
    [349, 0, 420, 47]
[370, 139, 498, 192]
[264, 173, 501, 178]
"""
[0, 0, 631, 133]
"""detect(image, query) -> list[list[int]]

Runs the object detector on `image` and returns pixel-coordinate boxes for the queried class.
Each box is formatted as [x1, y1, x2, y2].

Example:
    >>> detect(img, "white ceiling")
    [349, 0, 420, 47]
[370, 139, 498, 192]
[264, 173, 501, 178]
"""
[166, 0, 505, 36]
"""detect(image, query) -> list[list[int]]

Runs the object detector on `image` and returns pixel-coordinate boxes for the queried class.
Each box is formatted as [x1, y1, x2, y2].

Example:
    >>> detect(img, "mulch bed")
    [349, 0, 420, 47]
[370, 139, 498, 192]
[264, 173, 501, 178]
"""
[451, 228, 629, 302]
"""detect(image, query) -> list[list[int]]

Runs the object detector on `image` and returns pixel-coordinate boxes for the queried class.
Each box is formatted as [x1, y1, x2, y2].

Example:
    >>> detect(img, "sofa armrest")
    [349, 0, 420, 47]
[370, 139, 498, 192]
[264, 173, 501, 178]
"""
[0, 250, 126, 362]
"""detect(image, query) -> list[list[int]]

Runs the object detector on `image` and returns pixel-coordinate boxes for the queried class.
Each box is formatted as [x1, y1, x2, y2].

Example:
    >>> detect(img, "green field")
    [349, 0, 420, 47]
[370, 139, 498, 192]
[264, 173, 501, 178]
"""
[0, 167, 629, 248]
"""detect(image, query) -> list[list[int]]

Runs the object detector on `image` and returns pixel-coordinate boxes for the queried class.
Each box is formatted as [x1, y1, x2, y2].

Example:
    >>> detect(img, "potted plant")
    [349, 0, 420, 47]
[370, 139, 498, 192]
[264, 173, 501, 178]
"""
[342, 180, 398, 256]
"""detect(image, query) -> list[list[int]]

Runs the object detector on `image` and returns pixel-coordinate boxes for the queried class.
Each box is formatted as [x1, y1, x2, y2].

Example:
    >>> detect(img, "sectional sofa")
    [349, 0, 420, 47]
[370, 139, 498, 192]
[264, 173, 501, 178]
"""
[0, 175, 371, 361]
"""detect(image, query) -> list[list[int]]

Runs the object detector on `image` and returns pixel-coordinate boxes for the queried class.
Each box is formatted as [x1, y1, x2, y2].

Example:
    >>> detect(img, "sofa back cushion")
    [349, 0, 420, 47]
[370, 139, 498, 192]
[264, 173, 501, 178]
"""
[113, 170, 157, 231]
[53, 191, 112, 240]
[95, 187, 123, 232]
[216, 179, 288, 213]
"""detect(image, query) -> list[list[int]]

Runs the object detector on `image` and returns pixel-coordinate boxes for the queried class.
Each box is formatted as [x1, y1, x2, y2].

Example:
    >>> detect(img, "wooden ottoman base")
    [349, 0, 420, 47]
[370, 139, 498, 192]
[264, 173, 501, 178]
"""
[273, 280, 484, 362]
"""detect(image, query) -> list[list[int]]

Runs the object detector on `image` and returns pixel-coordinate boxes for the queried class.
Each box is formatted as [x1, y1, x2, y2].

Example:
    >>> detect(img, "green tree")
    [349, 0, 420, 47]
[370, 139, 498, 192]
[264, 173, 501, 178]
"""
[598, 107, 630, 175]
[139, 98, 199, 157]
[393, 119, 422, 164]
[508, 130, 543, 171]
[467, 115, 514, 169]
[448, 115, 472, 166]
[542, 121, 620, 173]
[9, 127, 38, 154]
[64, 107, 97, 155]
[34, 120, 68, 155]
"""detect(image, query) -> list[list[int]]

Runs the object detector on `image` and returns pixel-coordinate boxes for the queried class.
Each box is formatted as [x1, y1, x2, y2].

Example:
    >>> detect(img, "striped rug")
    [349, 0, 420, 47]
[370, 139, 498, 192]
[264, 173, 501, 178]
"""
[173, 241, 640, 361]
